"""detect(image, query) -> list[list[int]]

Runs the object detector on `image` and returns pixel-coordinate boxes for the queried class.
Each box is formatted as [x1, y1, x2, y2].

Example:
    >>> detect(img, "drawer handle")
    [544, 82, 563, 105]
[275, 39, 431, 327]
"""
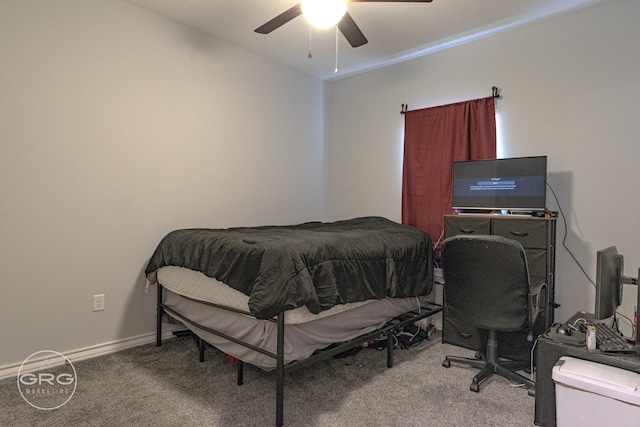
[458, 228, 475, 234]
[458, 332, 473, 339]
[510, 231, 529, 237]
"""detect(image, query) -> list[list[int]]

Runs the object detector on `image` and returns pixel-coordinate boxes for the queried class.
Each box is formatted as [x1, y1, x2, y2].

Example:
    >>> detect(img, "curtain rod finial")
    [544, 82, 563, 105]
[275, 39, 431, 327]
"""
[492, 86, 501, 99]
[401, 103, 408, 115]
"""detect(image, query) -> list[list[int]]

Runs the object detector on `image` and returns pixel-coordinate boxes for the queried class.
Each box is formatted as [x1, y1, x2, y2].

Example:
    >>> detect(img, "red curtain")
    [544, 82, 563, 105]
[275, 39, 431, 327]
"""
[402, 96, 496, 243]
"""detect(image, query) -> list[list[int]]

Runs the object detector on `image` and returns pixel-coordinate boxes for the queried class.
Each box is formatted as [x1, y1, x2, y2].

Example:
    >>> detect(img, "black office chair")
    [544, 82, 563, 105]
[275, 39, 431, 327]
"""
[441, 234, 544, 392]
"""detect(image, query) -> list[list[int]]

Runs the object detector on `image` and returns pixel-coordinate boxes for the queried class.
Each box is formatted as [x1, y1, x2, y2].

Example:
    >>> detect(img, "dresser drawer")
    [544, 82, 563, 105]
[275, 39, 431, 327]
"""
[442, 316, 482, 350]
[492, 219, 548, 249]
[443, 318, 535, 361]
[525, 249, 548, 279]
[444, 216, 491, 238]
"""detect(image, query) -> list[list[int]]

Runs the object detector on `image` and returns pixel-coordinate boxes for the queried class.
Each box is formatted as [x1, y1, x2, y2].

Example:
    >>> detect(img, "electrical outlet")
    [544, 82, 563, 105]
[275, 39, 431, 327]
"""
[93, 294, 105, 312]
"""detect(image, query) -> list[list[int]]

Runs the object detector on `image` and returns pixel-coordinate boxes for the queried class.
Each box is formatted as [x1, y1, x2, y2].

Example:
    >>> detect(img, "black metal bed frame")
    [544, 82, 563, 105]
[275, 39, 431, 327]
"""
[156, 284, 442, 427]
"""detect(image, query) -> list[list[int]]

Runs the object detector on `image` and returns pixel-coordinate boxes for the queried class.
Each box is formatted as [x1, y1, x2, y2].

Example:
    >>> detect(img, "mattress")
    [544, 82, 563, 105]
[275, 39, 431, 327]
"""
[156, 266, 374, 325]
[145, 216, 434, 319]
[162, 288, 428, 370]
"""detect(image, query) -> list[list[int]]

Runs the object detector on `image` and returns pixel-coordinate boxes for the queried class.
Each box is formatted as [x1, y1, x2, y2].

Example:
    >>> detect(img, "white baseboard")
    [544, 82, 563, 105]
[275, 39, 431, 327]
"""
[0, 323, 187, 380]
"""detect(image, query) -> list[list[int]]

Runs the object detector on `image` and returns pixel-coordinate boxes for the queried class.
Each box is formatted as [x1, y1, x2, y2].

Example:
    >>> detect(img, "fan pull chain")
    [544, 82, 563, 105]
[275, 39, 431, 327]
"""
[308, 25, 313, 59]
[334, 25, 339, 74]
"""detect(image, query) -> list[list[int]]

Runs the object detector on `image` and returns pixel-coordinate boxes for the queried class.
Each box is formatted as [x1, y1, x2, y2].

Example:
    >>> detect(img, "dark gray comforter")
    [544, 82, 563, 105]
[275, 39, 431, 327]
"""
[145, 217, 433, 319]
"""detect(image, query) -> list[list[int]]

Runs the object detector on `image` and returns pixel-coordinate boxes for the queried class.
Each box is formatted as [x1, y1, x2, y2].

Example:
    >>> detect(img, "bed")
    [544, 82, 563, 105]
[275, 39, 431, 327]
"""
[145, 216, 441, 426]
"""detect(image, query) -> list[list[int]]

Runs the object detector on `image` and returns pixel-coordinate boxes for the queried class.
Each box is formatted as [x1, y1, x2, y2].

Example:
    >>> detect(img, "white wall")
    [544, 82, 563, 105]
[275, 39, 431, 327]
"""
[0, 0, 325, 368]
[326, 0, 640, 329]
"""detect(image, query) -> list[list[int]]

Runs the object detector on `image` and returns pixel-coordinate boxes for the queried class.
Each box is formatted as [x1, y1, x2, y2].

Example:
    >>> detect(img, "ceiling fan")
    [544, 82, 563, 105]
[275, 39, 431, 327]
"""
[255, 0, 434, 48]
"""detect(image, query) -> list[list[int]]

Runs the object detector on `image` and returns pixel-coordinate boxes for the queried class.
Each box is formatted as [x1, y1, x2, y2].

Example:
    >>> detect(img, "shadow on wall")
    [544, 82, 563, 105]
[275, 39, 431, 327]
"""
[547, 170, 592, 318]
[117, 263, 159, 342]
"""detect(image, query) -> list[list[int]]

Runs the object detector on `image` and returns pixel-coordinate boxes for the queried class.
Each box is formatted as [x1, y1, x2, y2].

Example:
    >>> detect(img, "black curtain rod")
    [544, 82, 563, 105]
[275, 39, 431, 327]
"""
[400, 86, 501, 114]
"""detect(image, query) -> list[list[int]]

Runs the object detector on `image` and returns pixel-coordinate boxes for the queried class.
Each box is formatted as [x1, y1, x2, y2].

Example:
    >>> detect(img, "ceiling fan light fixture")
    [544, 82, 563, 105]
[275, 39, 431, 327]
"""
[301, 0, 347, 29]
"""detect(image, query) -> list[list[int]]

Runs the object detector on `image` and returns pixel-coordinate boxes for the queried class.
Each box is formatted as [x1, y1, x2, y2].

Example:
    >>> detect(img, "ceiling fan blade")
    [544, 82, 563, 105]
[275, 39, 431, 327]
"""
[255, 4, 303, 34]
[338, 12, 368, 48]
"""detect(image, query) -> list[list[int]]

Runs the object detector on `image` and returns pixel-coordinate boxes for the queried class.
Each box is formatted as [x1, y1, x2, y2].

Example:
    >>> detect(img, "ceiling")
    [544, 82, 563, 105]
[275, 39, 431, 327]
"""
[125, 0, 606, 81]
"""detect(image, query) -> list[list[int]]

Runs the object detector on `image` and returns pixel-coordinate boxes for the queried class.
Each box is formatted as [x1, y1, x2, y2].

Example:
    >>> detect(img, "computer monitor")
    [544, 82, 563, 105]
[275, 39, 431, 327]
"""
[594, 246, 624, 320]
[594, 246, 639, 346]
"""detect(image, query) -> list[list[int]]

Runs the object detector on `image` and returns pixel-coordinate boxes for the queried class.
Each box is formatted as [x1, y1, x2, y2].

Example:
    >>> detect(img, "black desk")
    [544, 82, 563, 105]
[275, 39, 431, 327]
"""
[534, 312, 640, 426]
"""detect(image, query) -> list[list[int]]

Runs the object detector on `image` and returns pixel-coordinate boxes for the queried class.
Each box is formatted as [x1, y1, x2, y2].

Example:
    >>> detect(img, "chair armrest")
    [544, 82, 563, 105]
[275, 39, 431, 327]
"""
[528, 280, 547, 325]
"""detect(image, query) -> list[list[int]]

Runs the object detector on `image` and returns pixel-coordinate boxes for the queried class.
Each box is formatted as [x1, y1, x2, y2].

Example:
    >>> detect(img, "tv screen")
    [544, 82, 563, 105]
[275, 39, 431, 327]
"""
[452, 156, 547, 211]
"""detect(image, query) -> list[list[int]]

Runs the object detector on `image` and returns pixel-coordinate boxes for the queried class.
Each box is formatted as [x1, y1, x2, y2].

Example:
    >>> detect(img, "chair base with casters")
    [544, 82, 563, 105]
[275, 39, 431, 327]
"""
[442, 329, 535, 392]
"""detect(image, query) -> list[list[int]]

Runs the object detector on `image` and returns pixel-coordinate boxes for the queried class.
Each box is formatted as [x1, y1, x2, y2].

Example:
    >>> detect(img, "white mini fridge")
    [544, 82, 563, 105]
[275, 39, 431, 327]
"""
[552, 356, 640, 427]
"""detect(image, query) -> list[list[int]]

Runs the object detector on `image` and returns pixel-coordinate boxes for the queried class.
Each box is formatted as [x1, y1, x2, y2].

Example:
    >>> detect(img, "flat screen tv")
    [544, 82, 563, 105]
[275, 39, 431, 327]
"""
[452, 156, 547, 212]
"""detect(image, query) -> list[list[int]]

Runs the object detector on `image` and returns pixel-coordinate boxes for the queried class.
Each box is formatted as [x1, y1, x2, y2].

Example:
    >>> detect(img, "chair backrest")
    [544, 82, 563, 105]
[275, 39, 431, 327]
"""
[442, 234, 530, 332]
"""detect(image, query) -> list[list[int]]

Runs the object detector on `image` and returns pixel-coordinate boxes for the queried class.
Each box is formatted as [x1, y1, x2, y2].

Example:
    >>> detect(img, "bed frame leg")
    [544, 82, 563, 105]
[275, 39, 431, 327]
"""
[237, 360, 244, 386]
[199, 338, 206, 362]
[276, 313, 285, 427]
[156, 284, 164, 347]
[386, 331, 394, 368]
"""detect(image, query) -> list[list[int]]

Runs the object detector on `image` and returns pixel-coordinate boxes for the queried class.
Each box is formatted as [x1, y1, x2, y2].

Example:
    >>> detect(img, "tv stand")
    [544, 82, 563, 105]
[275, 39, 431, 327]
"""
[442, 214, 557, 361]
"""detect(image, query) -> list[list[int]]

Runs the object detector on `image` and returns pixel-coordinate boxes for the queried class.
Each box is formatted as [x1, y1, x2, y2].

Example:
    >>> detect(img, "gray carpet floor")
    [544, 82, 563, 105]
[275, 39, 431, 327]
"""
[1, 332, 536, 426]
